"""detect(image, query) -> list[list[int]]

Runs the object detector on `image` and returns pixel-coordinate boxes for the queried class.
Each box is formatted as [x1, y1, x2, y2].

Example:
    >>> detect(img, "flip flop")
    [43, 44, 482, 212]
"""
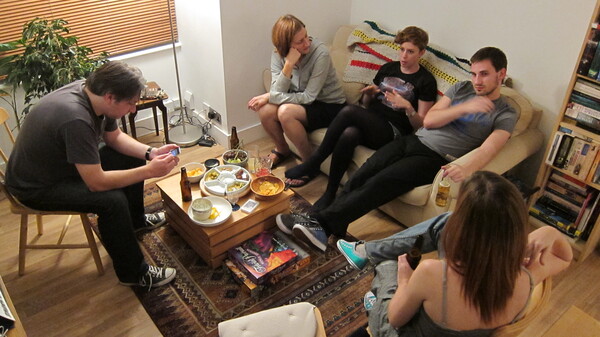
[270, 149, 292, 168]
[284, 173, 318, 188]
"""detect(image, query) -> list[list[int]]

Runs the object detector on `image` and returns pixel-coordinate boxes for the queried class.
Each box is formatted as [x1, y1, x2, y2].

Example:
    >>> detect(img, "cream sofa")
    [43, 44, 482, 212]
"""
[264, 25, 544, 227]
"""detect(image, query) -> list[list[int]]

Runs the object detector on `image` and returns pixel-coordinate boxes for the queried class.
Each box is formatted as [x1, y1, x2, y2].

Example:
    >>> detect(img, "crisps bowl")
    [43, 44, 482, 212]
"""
[184, 162, 206, 183]
[250, 175, 284, 200]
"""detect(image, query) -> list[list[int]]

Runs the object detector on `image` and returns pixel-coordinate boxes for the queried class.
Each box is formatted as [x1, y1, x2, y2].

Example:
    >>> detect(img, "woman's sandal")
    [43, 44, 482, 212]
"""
[269, 149, 292, 168]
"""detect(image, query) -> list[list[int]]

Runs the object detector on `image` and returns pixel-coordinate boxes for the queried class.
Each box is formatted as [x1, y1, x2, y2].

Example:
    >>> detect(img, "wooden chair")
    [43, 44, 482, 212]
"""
[0, 107, 104, 276]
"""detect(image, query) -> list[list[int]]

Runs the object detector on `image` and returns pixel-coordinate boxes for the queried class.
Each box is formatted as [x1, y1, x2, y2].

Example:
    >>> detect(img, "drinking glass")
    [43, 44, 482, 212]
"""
[246, 145, 260, 174]
[224, 188, 240, 210]
[256, 156, 273, 177]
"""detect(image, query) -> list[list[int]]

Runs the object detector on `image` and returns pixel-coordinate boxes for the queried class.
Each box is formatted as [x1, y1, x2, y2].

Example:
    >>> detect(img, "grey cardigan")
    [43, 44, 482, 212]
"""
[269, 37, 346, 105]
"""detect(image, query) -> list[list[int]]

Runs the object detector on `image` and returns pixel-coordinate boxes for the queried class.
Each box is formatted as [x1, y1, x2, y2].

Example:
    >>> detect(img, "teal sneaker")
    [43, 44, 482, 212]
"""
[363, 291, 376, 311]
[336, 239, 368, 270]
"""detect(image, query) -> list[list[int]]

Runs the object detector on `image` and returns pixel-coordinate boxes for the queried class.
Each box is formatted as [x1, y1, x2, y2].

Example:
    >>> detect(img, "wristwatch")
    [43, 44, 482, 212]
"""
[145, 146, 154, 161]
[406, 109, 417, 117]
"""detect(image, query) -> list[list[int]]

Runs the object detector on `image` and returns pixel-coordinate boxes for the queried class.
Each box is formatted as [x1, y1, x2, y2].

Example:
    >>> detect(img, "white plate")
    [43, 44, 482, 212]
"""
[187, 196, 232, 227]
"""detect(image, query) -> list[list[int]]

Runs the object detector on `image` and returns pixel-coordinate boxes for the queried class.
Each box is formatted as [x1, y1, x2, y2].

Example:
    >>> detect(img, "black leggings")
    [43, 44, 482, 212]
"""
[286, 104, 395, 206]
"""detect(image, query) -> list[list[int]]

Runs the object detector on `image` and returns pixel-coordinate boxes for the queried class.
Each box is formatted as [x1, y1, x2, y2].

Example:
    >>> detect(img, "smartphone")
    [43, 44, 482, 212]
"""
[170, 147, 181, 156]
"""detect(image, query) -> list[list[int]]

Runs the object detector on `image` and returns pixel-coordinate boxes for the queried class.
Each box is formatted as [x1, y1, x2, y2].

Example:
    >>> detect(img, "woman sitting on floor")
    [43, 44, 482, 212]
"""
[340, 171, 572, 337]
[282, 26, 437, 212]
[247, 14, 346, 166]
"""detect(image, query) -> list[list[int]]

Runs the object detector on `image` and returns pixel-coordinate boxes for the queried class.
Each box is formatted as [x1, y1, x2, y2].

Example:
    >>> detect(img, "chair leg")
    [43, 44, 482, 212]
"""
[36, 214, 43, 235]
[18, 214, 29, 276]
[57, 215, 73, 244]
[80, 215, 104, 276]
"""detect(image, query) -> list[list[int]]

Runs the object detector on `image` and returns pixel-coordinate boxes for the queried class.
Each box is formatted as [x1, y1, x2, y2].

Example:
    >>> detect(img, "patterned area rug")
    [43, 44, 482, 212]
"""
[135, 184, 373, 337]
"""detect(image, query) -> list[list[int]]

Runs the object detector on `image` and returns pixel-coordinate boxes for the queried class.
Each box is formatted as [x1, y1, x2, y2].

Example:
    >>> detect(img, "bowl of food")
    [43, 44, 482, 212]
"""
[222, 149, 248, 167]
[184, 162, 206, 183]
[202, 165, 251, 197]
[250, 175, 284, 200]
[190, 197, 213, 221]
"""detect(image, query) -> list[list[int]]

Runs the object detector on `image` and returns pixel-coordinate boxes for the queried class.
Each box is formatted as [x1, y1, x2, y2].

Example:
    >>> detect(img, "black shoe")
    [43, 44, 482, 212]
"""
[276, 213, 310, 235]
[135, 212, 167, 233]
[119, 265, 176, 291]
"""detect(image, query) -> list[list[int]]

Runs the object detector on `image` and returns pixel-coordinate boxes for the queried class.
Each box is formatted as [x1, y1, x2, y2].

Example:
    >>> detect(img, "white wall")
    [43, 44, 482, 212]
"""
[349, 0, 597, 183]
[218, 0, 351, 142]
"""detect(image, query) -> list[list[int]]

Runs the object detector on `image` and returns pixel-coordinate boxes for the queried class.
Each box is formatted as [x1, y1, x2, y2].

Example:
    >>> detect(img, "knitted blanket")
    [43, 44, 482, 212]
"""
[343, 21, 471, 96]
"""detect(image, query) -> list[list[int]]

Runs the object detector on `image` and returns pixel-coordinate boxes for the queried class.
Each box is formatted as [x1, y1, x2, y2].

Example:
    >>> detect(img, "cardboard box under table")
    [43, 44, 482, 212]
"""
[156, 174, 293, 268]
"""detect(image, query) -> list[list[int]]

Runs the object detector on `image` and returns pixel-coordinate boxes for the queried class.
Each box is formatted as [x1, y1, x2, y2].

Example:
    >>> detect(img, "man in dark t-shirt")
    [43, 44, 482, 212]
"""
[6, 61, 181, 288]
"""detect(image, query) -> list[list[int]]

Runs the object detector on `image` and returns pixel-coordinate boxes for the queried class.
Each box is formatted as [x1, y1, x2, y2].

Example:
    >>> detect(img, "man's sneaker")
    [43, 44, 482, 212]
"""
[292, 217, 328, 251]
[336, 239, 368, 270]
[276, 213, 309, 235]
[136, 212, 167, 233]
[120, 265, 176, 290]
[363, 291, 376, 311]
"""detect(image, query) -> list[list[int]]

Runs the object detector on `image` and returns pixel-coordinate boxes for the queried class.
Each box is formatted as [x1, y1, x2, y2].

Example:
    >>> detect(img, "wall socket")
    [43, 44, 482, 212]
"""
[203, 101, 221, 124]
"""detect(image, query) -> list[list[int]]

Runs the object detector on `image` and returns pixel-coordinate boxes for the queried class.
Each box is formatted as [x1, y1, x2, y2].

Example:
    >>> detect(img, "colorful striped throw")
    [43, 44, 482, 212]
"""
[343, 21, 471, 96]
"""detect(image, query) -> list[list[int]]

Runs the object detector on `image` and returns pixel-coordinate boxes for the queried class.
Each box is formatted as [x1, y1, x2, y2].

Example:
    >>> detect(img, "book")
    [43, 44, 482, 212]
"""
[586, 150, 600, 184]
[545, 131, 564, 165]
[588, 44, 600, 79]
[546, 182, 587, 205]
[529, 202, 576, 237]
[228, 230, 299, 285]
[224, 259, 262, 298]
[578, 28, 600, 76]
[564, 137, 586, 174]
[567, 101, 600, 120]
[549, 170, 588, 195]
[552, 134, 574, 168]
[267, 232, 311, 285]
[537, 194, 579, 222]
[574, 79, 600, 99]
[571, 91, 600, 111]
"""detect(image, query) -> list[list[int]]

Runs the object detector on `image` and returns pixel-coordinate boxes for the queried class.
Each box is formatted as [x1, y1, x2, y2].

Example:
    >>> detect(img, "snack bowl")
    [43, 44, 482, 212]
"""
[201, 165, 251, 196]
[250, 175, 284, 200]
[222, 149, 248, 167]
[204, 158, 220, 170]
[184, 162, 206, 183]
[190, 197, 213, 221]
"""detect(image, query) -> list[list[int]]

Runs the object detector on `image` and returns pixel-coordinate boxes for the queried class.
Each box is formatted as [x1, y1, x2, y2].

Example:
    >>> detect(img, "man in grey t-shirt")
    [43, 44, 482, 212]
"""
[6, 61, 181, 288]
[277, 47, 518, 252]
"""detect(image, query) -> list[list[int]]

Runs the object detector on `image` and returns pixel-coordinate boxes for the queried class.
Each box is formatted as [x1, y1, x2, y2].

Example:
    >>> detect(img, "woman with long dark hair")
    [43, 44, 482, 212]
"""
[339, 171, 572, 336]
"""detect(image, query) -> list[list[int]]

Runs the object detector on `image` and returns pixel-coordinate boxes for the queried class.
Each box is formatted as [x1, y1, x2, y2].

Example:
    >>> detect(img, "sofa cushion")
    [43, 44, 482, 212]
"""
[500, 86, 532, 137]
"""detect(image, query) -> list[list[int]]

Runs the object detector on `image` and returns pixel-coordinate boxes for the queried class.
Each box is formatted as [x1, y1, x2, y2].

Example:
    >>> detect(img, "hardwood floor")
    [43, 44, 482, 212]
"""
[0, 132, 599, 336]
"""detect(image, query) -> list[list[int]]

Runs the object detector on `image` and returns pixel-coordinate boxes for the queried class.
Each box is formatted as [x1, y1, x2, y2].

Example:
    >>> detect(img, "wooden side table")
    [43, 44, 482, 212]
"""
[121, 81, 171, 143]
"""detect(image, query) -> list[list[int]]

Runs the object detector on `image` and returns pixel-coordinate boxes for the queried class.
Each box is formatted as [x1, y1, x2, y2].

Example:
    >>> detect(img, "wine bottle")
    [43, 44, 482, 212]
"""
[180, 167, 192, 202]
[230, 126, 240, 149]
[406, 235, 424, 270]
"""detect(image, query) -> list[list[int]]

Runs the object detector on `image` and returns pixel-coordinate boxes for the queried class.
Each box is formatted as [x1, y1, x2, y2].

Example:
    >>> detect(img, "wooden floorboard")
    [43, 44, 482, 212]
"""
[1, 131, 599, 336]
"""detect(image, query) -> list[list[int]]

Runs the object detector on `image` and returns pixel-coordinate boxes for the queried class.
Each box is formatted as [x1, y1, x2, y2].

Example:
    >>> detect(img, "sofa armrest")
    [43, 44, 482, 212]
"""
[429, 127, 544, 212]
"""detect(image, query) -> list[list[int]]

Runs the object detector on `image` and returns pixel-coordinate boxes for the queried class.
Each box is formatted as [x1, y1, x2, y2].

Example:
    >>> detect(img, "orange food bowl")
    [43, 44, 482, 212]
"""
[250, 175, 284, 199]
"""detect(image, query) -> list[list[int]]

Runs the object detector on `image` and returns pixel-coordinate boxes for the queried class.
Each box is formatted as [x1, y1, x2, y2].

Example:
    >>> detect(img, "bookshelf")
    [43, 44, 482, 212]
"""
[532, 1, 600, 262]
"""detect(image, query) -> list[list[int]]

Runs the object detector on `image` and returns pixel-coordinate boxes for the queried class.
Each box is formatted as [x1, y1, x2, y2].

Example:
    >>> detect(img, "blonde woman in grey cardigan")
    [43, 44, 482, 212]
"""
[248, 14, 346, 165]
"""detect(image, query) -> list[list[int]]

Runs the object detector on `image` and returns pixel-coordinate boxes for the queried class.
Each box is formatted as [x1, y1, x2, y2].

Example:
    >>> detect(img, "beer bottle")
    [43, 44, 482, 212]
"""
[405, 235, 424, 270]
[230, 126, 240, 149]
[180, 167, 192, 202]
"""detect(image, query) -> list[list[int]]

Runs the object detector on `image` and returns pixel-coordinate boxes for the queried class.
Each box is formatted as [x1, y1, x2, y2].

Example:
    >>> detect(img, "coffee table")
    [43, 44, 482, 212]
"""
[156, 163, 293, 268]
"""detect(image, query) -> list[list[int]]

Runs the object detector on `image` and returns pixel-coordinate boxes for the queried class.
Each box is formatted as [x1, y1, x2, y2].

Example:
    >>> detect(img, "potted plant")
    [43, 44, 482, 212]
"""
[0, 17, 108, 129]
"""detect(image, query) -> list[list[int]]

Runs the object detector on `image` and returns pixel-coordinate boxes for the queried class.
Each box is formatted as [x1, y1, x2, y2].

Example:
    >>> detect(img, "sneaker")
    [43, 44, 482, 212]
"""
[120, 265, 176, 290]
[276, 213, 309, 235]
[292, 216, 328, 251]
[363, 291, 376, 311]
[336, 239, 368, 270]
[135, 212, 167, 233]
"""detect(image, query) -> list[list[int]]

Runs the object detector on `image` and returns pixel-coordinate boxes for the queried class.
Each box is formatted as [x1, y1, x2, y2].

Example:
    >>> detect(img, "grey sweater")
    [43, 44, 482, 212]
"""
[269, 37, 346, 105]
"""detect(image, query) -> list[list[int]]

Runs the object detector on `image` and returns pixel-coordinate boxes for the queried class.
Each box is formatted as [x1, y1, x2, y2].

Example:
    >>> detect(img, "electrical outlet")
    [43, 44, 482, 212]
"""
[203, 101, 221, 124]
[209, 108, 221, 124]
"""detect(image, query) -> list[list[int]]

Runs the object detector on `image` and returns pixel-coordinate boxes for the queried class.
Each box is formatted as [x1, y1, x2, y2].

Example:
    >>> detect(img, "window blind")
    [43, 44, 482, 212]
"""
[0, 0, 178, 57]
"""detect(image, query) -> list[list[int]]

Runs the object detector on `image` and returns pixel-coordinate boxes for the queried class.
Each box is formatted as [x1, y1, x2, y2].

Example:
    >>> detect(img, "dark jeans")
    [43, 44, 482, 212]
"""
[14, 146, 147, 282]
[316, 135, 448, 237]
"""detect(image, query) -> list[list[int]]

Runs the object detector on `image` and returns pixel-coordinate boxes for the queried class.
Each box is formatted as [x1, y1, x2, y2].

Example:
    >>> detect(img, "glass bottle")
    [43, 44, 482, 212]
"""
[405, 235, 424, 270]
[180, 167, 192, 202]
[230, 126, 240, 150]
[435, 176, 451, 207]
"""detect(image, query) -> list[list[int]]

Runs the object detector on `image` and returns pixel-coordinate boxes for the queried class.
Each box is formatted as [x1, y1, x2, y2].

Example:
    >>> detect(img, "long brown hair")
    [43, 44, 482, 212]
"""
[271, 14, 305, 58]
[442, 171, 528, 323]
